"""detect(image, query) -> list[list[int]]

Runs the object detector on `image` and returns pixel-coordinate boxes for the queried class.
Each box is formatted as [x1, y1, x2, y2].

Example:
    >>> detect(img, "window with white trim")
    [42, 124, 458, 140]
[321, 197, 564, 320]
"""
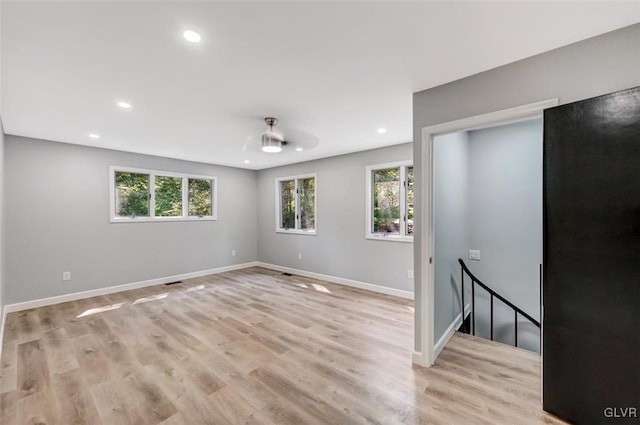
[110, 166, 217, 222]
[366, 161, 413, 241]
[275, 174, 316, 234]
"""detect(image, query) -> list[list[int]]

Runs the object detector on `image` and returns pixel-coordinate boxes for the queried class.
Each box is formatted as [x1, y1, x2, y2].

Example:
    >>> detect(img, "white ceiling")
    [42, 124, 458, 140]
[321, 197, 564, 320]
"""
[2, 1, 639, 170]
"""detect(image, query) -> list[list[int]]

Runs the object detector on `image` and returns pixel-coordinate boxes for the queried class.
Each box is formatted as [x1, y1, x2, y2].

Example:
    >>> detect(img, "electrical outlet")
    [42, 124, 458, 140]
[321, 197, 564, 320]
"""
[408, 269, 414, 279]
[231, 250, 236, 256]
[469, 250, 481, 261]
[298, 253, 302, 260]
[62, 271, 71, 281]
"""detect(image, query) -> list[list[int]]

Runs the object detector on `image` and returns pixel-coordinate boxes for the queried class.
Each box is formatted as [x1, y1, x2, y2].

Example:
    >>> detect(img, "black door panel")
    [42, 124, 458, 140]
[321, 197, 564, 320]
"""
[543, 86, 640, 424]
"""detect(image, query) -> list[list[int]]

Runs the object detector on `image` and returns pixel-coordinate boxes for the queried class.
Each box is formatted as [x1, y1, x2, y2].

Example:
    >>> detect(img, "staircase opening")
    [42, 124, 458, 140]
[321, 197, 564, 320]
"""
[433, 116, 543, 355]
[458, 258, 540, 348]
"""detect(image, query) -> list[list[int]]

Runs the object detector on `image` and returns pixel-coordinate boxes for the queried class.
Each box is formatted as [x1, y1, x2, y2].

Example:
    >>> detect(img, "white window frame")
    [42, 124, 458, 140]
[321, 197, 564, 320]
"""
[109, 166, 217, 223]
[275, 173, 317, 235]
[366, 160, 413, 242]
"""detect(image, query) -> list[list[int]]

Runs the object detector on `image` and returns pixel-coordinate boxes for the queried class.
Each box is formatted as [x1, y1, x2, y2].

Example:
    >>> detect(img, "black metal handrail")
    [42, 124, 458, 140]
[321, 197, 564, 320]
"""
[458, 258, 540, 348]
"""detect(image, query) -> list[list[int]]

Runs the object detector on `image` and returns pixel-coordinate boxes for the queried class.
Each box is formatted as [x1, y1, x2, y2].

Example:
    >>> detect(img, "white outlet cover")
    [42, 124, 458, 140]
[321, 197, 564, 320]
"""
[469, 250, 481, 261]
[408, 269, 414, 279]
[231, 250, 236, 256]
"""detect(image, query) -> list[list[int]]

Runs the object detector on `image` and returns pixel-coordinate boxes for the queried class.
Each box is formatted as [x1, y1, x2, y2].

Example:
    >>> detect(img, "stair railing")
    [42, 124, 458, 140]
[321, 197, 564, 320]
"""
[459, 258, 540, 348]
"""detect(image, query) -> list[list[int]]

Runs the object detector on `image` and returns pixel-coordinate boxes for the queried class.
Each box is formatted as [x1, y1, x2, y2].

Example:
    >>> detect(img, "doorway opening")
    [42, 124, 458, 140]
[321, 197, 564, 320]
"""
[433, 115, 543, 357]
[416, 98, 558, 368]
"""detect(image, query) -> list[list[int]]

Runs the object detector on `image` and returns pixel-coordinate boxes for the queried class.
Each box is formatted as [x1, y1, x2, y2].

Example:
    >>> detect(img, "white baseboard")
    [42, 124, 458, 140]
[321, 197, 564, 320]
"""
[433, 303, 470, 359]
[255, 262, 414, 300]
[0, 305, 6, 358]
[4, 261, 259, 314]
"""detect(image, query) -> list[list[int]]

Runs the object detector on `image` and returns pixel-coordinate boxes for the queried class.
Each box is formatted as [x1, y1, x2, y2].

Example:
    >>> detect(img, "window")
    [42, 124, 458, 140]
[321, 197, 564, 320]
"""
[155, 175, 182, 217]
[188, 178, 213, 217]
[275, 174, 316, 234]
[110, 166, 216, 222]
[114, 172, 150, 217]
[366, 161, 413, 241]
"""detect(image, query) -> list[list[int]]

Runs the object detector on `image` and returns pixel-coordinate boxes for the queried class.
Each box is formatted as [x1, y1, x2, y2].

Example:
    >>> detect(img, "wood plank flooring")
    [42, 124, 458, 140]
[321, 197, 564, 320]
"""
[0, 267, 567, 424]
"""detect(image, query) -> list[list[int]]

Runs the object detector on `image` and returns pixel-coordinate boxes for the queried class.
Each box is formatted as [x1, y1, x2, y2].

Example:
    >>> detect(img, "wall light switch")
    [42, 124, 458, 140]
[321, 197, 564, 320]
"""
[62, 271, 71, 281]
[469, 250, 481, 261]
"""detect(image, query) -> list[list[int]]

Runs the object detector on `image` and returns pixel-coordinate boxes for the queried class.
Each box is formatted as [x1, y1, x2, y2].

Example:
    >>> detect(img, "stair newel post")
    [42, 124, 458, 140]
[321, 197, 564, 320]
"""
[514, 311, 518, 347]
[539, 263, 542, 352]
[471, 279, 475, 336]
[461, 265, 465, 333]
[490, 294, 494, 341]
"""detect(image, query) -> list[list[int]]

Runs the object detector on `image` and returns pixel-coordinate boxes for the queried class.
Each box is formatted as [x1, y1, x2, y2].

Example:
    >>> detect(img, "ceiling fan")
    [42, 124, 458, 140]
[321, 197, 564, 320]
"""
[261, 117, 288, 153]
[247, 117, 319, 154]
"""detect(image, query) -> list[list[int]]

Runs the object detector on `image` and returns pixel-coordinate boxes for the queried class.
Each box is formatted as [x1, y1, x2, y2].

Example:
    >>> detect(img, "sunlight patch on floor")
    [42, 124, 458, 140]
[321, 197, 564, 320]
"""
[186, 284, 205, 292]
[77, 303, 124, 318]
[132, 293, 169, 305]
[312, 284, 332, 294]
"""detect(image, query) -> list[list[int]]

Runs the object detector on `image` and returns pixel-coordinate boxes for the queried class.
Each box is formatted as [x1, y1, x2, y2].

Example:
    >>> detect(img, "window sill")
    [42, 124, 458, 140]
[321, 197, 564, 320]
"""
[366, 234, 414, 243]
[276, 229, 317, 236]
[111, 216, 217, 223]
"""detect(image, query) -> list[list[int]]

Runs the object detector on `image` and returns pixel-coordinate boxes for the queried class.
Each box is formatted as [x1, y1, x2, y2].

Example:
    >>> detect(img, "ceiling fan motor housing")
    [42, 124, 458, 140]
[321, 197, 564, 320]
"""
[262, 117, 284, 152]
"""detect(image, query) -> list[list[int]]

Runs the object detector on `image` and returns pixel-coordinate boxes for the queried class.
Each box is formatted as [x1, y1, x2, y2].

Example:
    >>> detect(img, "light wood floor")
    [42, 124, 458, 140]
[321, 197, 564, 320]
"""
[0, 267, 567, 425]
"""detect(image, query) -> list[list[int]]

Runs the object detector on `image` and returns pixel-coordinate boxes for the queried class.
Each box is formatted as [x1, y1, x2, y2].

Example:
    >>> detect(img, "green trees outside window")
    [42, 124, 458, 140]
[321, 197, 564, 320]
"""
[406, 166, 414, 235]
[372, 168, 400, 234]
[277, 175, 316, 232]
[189, 178, 212, 216]
[299, 177, 315, 230]
[280, 180, 296, 229]
[155, 176, 182, 217]
[115, 172, 150, 217]
[369, 162, 413, 239]
[112, 168, 215, 220]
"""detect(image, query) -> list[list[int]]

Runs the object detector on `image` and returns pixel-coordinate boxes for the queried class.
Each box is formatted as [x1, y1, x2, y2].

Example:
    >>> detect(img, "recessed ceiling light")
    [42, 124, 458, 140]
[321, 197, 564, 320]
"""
[244, 160, 251, 164]
[88, 133, 100, 139]
[116, 101, 132, 109]
[296, 147, 303, 152]
[183, 30, 201, 43]
[377, 127, 387, 134]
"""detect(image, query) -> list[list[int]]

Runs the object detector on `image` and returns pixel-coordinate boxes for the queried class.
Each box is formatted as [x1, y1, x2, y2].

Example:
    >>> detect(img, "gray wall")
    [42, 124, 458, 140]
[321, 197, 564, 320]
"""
[433, 132, 469, 341]
[0, 120, 4, 314]
[467, 118, 542, 352]
[0, 2, 4, 318]
[3, 135, 412, 306]
[257, 143, 414, 293]
[5, 136, 258, 304]
[413, 23, 640, 352]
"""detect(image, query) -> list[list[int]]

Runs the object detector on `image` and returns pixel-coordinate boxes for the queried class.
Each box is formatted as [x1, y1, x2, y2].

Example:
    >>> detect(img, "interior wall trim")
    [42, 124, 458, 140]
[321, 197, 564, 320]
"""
[433, 303, 470, 359]
[256, 262, 414, 300]
[3, 261, 259, 314]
